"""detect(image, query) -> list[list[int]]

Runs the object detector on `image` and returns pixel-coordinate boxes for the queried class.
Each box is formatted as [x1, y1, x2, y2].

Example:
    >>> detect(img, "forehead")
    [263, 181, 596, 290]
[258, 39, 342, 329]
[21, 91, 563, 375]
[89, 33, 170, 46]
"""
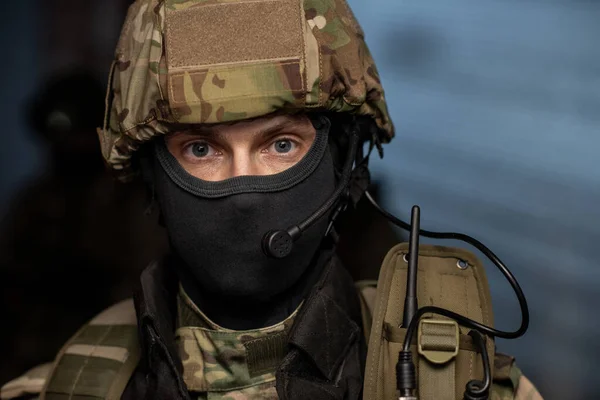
[168, 113, 312, 137]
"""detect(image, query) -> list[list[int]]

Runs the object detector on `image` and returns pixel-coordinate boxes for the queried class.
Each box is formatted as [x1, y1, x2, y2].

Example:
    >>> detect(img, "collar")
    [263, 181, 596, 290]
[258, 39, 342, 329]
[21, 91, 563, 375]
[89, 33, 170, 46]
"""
[282, 255, 363, 381]
[177, 282, 303, 332]
[176, 285, 301, 393]
[177, 284, 221, 330]
[133, 260, 189, 399]
[131, 253, 363, 398]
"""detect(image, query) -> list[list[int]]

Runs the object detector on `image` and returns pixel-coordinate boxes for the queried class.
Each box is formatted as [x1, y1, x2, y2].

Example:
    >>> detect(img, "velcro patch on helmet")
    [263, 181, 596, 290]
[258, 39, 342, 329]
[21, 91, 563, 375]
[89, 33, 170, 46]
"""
[164, 0, 306, 124]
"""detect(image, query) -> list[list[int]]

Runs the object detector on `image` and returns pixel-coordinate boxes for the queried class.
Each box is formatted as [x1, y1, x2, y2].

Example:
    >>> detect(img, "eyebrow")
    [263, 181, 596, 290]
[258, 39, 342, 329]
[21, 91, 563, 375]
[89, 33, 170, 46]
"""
[257, 118, 299, 138]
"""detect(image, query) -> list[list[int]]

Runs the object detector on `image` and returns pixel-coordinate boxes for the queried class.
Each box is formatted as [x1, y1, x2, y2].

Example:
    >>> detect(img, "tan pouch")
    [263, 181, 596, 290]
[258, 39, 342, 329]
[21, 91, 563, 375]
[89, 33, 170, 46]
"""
[363, 243, 495, 400]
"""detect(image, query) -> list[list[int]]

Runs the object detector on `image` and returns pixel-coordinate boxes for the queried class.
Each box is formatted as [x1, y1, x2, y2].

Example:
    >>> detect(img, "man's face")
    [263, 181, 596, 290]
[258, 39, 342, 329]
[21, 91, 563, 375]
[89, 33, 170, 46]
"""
[165, 114, 316, 181]
[154, 112, 334, 305]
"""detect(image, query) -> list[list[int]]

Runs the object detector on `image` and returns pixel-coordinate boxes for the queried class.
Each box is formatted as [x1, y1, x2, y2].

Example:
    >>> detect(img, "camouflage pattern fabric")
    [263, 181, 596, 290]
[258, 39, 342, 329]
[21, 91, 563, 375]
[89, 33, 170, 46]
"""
[177, 284, 221, 330]
[491, 353, 544, 400]
[0, 300, 141, 400]
[513, 376, 544, 400]
[41, 299, 140, 400]
[99, 0, 394, 180]
[0, 363, 51, 400]
[176, 288, 298, 399]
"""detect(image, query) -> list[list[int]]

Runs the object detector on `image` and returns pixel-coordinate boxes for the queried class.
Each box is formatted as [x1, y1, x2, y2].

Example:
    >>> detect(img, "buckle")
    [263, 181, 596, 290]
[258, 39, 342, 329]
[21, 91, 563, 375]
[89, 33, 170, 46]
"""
[417, 319, 459, 364]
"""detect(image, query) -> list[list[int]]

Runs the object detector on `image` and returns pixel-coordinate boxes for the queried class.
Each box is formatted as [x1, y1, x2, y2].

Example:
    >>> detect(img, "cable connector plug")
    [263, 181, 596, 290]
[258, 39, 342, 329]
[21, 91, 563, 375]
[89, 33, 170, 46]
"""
[396, 350, 417, 400]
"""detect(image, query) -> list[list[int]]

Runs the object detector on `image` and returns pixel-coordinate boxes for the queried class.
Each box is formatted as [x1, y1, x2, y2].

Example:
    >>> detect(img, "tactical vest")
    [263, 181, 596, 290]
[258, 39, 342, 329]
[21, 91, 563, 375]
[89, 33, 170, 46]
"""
[356, 243, 537, 400]
[1, 244, 538, 400]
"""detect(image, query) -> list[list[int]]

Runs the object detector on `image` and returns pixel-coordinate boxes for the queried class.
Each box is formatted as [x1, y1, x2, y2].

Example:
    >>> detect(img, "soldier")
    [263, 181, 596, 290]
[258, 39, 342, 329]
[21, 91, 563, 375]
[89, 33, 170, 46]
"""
[1, 1, 542, 399]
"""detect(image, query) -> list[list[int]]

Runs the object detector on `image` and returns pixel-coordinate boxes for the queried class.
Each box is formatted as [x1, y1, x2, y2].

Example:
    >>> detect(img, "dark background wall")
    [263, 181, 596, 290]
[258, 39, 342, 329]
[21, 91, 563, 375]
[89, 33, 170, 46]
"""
[0, 0, 129, 216]
[1, 0, 42, 216]
[1, 0, 598, 398]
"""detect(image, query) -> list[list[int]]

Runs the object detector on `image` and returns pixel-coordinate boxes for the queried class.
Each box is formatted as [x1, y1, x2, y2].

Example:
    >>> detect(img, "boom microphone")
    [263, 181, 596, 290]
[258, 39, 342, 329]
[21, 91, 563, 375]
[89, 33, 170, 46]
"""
[262, 128, 360, 258]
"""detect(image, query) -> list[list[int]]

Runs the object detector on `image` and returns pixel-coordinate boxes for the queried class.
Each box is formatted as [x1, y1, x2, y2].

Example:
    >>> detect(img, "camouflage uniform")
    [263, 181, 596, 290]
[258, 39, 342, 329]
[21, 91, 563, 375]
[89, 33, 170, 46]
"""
[176, 287, 298, 399]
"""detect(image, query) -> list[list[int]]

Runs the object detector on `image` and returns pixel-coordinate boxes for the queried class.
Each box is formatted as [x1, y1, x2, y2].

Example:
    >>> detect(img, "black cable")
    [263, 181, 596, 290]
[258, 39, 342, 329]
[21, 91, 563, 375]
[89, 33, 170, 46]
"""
[364, 191, 530, 346]
[296, 128, 360, 233]
[365, 193, 529, 398]
[464, 330, 491, 400]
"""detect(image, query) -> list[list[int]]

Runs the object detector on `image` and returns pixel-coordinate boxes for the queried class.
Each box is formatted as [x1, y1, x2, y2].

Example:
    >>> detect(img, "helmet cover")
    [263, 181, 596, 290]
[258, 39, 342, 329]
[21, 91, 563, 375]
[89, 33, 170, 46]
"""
[99, 0, 395, 180]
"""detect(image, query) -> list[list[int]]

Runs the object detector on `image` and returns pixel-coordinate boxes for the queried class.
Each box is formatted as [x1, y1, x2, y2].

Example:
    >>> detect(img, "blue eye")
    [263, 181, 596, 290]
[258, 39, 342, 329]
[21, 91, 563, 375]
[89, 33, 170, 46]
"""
[191, 142, 210, 158]
[274, 139, 293, 154]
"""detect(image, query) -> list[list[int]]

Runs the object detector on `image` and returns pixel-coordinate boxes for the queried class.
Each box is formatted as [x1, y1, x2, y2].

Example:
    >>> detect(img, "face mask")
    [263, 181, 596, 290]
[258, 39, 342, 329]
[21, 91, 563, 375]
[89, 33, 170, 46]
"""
[152, 116, 336, 303]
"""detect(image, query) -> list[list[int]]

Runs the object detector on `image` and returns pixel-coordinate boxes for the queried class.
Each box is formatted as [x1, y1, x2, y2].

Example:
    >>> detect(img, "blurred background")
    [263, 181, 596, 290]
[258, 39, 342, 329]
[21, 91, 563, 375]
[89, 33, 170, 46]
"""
[0, 0, 598, 398]
[0, 0, 169, 388]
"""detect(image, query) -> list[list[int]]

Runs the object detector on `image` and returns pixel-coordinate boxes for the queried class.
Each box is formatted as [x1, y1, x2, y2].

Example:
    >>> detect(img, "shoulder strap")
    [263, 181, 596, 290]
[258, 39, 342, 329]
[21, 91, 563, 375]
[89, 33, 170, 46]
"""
[361, 243, 544, 400]
[1, 363, 53, 400]
[363, 243, 496, 400]
[40, 299, 140, 400]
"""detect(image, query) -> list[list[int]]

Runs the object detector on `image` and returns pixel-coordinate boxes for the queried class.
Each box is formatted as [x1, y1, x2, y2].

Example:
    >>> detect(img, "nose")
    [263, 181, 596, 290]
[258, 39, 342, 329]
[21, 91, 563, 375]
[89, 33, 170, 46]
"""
[229, 151, 259, 178]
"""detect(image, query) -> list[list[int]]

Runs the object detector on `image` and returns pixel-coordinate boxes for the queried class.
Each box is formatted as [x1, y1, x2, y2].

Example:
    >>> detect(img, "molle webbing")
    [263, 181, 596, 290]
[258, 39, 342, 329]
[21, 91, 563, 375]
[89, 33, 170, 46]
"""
[0, 363, 53, 400]
[363, 244, 496, 400]
[41, 300, 140, 400]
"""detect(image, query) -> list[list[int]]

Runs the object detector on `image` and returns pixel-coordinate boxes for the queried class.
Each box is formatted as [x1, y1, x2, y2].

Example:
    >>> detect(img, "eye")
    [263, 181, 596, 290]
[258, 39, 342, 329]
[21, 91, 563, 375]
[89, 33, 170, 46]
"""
[273, 139, 295, 154]
[185, 141, 215, 159]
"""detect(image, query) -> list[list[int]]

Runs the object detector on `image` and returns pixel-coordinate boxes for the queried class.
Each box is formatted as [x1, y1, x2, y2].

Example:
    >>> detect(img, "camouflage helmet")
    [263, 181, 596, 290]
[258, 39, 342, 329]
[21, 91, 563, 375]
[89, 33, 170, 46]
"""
[99, 0, 395, 180]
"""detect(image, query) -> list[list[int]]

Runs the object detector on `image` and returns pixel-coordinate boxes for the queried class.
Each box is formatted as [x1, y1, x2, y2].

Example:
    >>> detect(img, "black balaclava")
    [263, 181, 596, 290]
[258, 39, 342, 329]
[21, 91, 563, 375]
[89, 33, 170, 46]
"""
[152, 115, 338, 329]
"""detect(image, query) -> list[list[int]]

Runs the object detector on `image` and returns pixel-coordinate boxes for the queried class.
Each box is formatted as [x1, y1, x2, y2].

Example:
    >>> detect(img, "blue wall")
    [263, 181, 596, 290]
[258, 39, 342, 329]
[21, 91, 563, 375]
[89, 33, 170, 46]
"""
[0, 1, 42, 216]
[348, 0, 600, 398]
